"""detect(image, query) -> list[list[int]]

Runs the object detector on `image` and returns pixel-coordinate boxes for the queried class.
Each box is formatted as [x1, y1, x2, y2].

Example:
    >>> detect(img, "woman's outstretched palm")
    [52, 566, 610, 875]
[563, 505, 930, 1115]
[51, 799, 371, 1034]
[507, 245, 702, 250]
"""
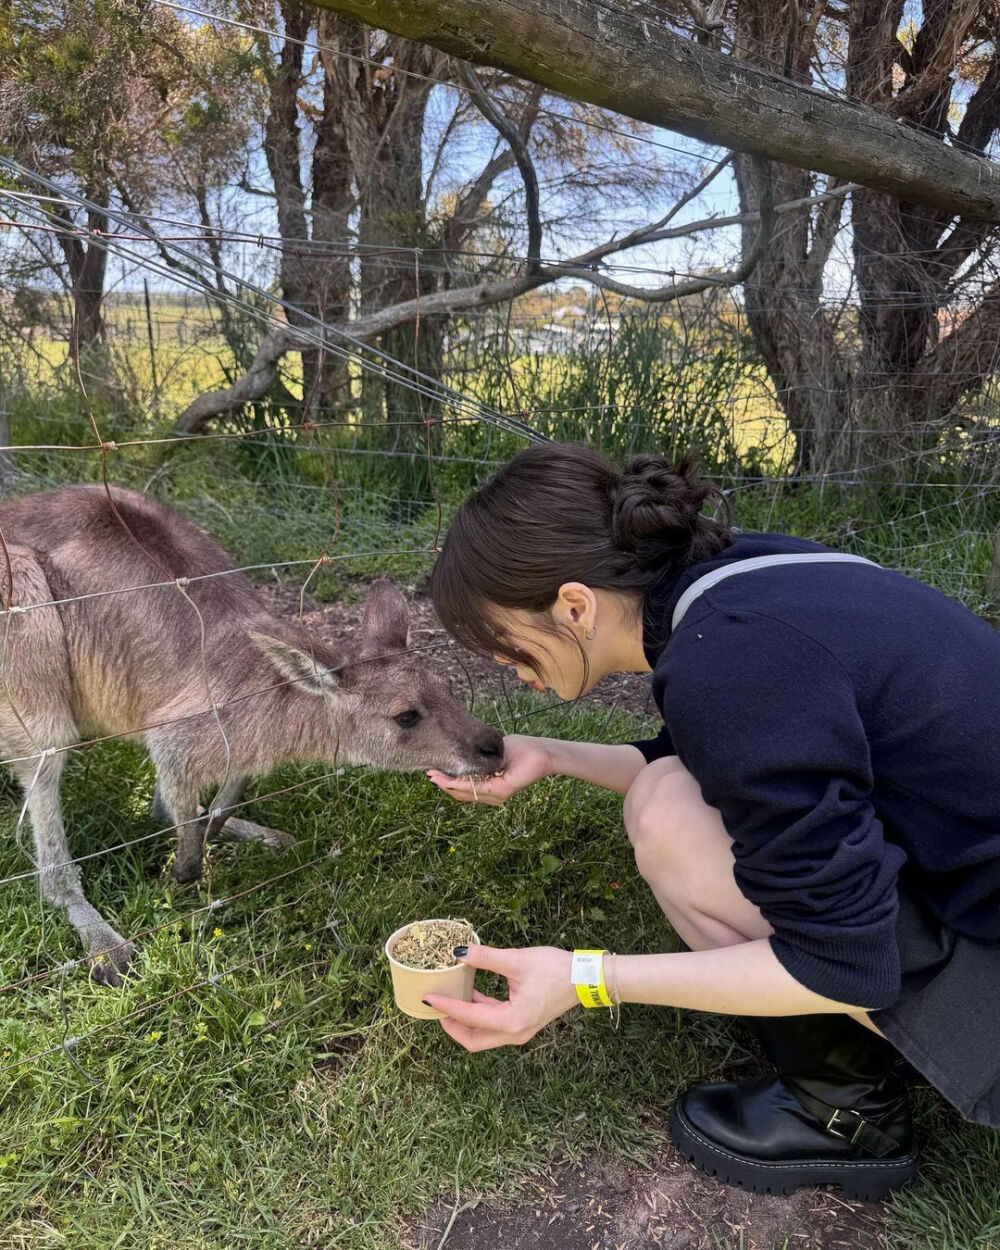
[427, 734, 553, 806]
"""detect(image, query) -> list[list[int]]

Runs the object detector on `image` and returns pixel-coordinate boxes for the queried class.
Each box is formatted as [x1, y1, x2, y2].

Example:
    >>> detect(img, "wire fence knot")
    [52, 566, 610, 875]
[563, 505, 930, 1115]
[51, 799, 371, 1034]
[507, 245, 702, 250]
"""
[174, 577, 190, 590]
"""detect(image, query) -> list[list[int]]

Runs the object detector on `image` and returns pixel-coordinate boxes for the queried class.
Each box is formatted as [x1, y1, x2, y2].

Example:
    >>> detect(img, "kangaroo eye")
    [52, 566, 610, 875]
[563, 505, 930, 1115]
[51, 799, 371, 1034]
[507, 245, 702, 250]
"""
[394, 709, 421, 729]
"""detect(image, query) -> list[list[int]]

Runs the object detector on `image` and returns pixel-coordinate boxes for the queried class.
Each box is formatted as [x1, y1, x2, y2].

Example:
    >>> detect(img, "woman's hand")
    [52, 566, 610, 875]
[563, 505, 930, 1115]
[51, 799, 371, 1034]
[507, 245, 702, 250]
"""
[427, 734, 555, 806]
[424, 944, 579, 1052]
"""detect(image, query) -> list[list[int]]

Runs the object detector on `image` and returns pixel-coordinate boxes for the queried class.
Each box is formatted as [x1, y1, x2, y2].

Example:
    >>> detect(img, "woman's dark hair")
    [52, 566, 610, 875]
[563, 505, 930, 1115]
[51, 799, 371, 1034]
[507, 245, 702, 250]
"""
[430, 442, 732, 669]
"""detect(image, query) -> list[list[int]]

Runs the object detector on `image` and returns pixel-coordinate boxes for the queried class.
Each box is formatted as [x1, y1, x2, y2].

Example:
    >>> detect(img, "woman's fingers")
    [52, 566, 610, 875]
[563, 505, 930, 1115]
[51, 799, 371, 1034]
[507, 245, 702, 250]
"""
[426, 770, 509, 805]
[436, 994, 535, 1052]
[422, 990, 511, 1030]
[438, 1015, 532, 1052]
[428, 947, 576, 1053]
[454, 944, 523, 979]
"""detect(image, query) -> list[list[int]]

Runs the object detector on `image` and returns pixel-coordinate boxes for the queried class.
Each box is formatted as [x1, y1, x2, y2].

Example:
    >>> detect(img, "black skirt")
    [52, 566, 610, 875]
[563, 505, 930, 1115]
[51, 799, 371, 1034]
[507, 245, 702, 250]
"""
[871, 885, 1000, 1129]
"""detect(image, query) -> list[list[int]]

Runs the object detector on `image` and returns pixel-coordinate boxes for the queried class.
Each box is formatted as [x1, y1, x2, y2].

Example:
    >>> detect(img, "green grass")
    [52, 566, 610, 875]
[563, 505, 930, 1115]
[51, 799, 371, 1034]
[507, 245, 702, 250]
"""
[2, 702, 1000, 1248]
[0, 702, 705, 1248]
[4, 378, 1000, 1247]
[11, 381, 1000, 613]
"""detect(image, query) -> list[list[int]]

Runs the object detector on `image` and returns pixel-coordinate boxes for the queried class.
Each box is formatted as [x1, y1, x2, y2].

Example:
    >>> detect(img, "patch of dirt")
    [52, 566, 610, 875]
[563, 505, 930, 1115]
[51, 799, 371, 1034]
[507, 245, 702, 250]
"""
[403, 1147, 891, 1250]
[256, 581, 658, 726]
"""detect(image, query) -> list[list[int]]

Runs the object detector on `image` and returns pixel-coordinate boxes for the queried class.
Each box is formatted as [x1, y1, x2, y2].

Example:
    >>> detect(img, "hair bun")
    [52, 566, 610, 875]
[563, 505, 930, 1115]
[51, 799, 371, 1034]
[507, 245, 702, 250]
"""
[611, 452, 722, 568]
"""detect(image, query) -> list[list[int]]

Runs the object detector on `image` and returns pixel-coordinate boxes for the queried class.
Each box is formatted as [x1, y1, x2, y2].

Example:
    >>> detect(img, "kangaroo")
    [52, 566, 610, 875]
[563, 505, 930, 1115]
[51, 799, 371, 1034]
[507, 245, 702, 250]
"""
[0, 485, 504, 985]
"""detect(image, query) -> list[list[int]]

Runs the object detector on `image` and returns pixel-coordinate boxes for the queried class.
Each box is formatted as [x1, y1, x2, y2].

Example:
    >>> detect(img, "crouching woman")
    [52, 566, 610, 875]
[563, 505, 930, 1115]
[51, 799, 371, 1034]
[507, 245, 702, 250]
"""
[424, 442, 1000, 1201]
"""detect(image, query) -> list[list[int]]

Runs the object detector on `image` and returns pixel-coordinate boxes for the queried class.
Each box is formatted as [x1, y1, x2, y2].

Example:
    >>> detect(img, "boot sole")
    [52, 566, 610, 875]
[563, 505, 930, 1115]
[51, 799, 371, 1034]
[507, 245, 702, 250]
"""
[669, 1103, 919, 1202]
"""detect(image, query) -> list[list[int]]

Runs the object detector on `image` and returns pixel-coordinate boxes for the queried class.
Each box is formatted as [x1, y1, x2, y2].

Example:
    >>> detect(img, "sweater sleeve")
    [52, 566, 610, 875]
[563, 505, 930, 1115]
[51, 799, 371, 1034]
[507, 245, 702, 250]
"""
[663, 610, 907, 1010]
[629, 722, 676, 764]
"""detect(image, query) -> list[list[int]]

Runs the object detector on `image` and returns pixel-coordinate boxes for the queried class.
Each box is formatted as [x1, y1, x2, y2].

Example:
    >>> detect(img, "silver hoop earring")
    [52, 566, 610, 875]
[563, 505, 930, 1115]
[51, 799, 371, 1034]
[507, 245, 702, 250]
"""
[584, 627, 597, 641]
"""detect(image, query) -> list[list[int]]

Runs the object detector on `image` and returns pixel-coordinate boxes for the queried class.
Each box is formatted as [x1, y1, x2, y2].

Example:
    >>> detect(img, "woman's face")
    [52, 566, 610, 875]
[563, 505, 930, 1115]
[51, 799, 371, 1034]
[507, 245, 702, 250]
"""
[489, 607, 593, 701]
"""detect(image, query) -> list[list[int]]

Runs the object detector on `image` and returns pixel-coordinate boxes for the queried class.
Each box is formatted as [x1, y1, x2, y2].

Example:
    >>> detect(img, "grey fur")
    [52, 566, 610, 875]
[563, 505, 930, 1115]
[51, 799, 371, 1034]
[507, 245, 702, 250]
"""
[0, 485, 503, 984]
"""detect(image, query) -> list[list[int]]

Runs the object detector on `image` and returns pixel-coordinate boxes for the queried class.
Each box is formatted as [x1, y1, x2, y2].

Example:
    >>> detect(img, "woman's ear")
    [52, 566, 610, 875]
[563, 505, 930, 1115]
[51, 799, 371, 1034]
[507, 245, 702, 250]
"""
[554, 582, 598, 631]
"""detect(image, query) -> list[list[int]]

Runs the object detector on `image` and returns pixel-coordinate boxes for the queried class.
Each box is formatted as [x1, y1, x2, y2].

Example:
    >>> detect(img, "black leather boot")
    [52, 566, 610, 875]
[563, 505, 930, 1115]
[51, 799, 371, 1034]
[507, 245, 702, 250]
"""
[669, 1014, 919, 1201]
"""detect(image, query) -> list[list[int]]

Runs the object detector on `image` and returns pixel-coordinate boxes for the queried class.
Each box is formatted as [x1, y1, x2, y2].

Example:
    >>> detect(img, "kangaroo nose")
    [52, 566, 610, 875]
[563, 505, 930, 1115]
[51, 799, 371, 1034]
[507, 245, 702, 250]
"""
[476, 731, 504, 764]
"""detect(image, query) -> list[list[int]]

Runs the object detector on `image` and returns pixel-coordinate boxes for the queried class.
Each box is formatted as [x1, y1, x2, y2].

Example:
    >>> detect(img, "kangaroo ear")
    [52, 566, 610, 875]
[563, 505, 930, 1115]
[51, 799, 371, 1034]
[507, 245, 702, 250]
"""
[249, 632, 341, 695]
[360, 579, 410, 656]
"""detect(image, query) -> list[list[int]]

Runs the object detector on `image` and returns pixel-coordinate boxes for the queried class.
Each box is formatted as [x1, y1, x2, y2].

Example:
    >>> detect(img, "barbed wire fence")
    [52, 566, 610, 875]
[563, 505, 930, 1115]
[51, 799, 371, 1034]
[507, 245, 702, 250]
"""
[1, 123, 1000, 1093]
[0, 162, 674, 1088]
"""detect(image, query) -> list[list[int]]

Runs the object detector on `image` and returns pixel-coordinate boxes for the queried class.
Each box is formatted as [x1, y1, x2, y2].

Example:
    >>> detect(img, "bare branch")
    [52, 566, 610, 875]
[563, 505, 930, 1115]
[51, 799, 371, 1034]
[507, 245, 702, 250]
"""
[174, 327, 297, 431]
[459, 62, 542, 270]
[564, 153, 733, 269]
[436, 146, 517, 259]
[172, 156, 773, 430]
[804, 176, 847, 288]
[548, 154, 775, 300]
[644, 179, 859, 245]
[113, 180, 215, 295]
[890, 0, 979, 121]
[909, 278, 1000, 425]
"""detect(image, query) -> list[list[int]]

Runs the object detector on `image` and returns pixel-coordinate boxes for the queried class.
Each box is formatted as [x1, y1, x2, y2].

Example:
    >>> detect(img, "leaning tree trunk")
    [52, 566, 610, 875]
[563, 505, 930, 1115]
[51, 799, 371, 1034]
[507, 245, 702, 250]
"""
[732, 2, 849, 475]
[335, 35, 449, 490]
[846, 0, 1000, 472]
[55, 190, 114, 388]
[734, 154, 849, 475]
[307, 10, 355, 414]
[264, 2, 354, 420]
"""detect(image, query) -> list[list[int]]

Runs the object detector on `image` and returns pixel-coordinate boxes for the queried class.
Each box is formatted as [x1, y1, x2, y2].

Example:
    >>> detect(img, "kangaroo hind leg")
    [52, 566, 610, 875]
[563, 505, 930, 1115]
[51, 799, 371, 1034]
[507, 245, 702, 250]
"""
[1, 549, 134, 985]
[13, 750, 135, 986]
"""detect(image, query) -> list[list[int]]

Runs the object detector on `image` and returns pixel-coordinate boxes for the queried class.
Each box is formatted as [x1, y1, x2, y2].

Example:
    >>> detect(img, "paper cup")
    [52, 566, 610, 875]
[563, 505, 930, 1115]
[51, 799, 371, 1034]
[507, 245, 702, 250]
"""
[385, 919, 480, 1020]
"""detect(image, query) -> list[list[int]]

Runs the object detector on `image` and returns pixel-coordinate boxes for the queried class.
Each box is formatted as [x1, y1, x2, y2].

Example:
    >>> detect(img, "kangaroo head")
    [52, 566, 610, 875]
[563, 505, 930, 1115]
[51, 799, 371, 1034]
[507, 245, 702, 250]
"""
[249, 579, 504, 776]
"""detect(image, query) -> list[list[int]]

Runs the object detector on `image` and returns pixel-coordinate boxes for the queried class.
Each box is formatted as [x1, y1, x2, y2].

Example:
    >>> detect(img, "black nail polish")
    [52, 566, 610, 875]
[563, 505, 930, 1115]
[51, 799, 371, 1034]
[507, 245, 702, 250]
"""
[421, 998, 432, 1006]
[453, 945, 469, 957]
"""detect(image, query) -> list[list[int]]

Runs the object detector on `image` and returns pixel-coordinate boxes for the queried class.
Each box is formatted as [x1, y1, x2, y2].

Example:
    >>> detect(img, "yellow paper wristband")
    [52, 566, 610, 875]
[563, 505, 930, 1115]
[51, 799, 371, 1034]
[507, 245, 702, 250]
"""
[571, 949, 612, 1008]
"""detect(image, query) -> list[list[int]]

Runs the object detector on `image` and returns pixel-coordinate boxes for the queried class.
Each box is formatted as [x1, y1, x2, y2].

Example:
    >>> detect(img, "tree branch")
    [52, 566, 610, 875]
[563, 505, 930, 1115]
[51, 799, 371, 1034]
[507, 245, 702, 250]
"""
[174, 327, 298, 431]
[546, 154, 774, 300]
[303, 0, 1000, 223]
[643, 178, 859, 245]
[459, 62, 542, 270]
[561, 152, 733, 269]
[804, 176, 847, 288]
[889, 0, 979, 121]
[435, 147, 517, 260]
[956, 46, 1000, 153]
[172, 155, 777, 430]
[909, 277, 1000, 426]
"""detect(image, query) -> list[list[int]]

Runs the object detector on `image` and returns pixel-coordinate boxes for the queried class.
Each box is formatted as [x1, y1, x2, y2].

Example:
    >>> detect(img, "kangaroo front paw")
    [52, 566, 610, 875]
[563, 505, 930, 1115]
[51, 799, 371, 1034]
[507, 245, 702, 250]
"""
[86, 928, 137, 988]
[211, 816, 298, 849]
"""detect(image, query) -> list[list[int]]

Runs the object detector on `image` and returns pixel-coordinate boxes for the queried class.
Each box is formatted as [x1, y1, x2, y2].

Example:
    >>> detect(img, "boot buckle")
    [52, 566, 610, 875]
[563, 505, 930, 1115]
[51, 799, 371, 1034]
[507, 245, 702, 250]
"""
[825, 1108, 866, 1145]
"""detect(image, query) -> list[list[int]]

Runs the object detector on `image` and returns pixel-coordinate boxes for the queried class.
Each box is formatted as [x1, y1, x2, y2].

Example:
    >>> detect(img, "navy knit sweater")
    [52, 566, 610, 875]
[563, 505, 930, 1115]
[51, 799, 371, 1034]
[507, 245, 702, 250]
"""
[631, 532, 1000, 1010]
